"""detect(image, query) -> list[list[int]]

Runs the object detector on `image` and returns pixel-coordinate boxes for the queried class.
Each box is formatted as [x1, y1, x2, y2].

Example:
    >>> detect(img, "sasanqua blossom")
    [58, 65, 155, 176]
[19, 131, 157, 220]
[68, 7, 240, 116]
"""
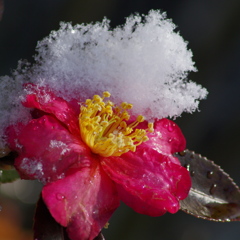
[0, 9, 208, 240]
[6, 84, 191, 240]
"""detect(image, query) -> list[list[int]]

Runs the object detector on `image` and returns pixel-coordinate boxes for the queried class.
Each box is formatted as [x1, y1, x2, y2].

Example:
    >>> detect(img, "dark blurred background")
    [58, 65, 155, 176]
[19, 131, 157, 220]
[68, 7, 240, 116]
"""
[1, 0, 240, 239]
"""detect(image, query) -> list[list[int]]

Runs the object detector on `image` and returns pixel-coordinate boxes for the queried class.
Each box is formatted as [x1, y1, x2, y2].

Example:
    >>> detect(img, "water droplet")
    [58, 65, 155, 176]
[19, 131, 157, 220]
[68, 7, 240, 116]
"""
[163, 123, 174, 132]
[163, 124, 168, 128]
[184, 164, 190, 171]
[210, 184, 217, 195]
[168, 124, 174, 132]
[56, 193, 65, 200]
[52, 165, 57, 172]
[207, 171, 214, 179]
[93, 210, 99, 215]
[190, 170, 195, 176]
[168, 138, 173, 143]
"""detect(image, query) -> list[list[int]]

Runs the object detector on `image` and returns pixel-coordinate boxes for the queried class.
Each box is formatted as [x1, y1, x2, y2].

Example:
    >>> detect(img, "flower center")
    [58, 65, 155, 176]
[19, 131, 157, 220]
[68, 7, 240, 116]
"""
[79, 92, 153, 157]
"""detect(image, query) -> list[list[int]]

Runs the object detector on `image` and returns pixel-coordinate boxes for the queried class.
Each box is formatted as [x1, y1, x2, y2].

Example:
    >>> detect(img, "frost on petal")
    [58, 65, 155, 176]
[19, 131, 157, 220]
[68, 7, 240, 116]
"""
[7, 115, 89, 183]
[101, 147, 191, 216]
[23, 84, 80, 135]
[42, 162, 120, 240]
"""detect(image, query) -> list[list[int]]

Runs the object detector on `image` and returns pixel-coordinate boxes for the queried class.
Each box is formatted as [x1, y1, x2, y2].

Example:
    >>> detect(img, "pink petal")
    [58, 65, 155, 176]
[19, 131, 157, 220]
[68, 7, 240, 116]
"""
[101, 147, 191, 216]
[144, 118, 186, 165]
[149, 118, 186, 153]
[8, 115, 90, 183]
[42, 161, 120, 240]
[23, 84, 80, 135]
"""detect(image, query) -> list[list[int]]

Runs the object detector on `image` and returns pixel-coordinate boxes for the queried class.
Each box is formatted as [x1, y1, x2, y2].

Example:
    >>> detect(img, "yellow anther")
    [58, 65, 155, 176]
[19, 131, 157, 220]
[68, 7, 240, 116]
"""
[142, 136, 149, 142]
[123, 127, 132, 135]
[126, 103, 133, 109]
[121, 102, 133, 110]
[121, 102, 127, 108]
[93, 95, 102, 103]
[120, 121, 127, 128]
[79, 92, 154, 157]
[107, 101, 114, 107]
[121, 112, 130, 120]
[105, 105, 112, 114]
[85, 99, 92, 105]
[137, 115, 145, 122]
[100, 121, 109, 127]
[103, 91, 111, 98]
[148, 122, 154, 133]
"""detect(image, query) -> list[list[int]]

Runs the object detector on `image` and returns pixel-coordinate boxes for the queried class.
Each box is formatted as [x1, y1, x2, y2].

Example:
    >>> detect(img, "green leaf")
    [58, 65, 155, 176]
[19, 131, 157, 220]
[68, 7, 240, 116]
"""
[0, 169, 20, 183]
[176, 150, 240, 222]
[0, 150, 19, 183]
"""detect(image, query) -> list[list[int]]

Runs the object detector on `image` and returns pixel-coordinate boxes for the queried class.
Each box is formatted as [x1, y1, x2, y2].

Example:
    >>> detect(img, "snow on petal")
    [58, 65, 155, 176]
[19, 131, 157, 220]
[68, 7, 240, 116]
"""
[23, 84, 80, 135]
[7, 115, 89, 183]
[42, 162, 120, 240]
[101, 147, 191, 216]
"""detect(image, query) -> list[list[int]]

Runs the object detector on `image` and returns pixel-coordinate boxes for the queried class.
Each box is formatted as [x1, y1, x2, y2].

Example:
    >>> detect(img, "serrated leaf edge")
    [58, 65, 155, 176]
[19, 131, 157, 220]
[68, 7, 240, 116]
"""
[177, 150, 240, 222]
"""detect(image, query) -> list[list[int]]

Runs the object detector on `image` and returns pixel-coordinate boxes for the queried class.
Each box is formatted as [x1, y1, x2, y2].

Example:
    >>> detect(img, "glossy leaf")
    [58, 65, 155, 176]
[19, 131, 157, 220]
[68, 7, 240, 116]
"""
[176, 150, 240, 221]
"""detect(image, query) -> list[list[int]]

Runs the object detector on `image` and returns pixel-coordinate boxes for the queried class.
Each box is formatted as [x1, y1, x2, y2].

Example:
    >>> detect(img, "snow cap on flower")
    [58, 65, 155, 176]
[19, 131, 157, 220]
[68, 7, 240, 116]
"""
[0, 10, 207, 148]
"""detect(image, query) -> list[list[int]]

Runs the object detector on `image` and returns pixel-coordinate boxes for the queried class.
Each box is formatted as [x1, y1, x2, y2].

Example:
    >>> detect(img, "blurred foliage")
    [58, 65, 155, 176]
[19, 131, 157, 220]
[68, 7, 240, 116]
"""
[0, 169, 20, 183]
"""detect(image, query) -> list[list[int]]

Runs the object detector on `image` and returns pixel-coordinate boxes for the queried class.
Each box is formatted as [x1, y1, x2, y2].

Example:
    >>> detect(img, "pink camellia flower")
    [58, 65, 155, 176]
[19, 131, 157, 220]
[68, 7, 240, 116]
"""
[6, 84, 191, 240]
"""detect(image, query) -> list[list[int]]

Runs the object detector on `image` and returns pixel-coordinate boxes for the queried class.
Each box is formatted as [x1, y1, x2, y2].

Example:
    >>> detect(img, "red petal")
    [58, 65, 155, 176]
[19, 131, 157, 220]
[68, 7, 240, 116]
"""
[23, 84, 80, 135]
[42, 162, 120, 240]
[146, 118, 186, 157]
[101, 147, 191, 216]
[8, 115, 90, 183]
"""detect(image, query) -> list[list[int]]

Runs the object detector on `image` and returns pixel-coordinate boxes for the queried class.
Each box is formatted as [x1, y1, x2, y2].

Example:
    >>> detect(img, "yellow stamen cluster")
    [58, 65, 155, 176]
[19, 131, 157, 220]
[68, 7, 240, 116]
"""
[79, 92, 154, 157]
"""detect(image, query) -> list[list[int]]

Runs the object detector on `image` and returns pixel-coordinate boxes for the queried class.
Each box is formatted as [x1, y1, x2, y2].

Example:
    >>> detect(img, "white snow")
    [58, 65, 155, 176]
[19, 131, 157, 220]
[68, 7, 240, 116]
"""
[0, 10, 207, 148]
[49, 140, 70, 156]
